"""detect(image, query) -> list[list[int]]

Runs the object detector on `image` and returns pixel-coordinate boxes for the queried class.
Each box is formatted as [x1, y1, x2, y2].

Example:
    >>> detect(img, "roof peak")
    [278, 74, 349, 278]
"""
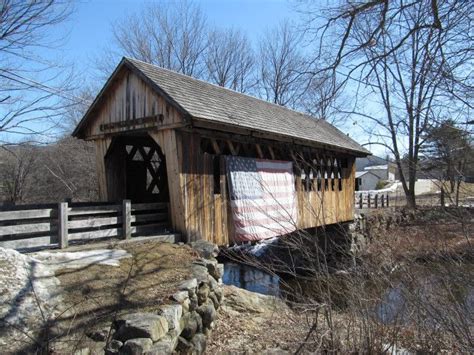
[123, 57, 324, 123]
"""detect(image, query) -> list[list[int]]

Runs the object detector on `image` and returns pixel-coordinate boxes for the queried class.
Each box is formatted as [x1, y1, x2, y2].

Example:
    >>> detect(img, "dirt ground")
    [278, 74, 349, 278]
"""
[47, 240, 198, 353]
[207, 286, 311, 354]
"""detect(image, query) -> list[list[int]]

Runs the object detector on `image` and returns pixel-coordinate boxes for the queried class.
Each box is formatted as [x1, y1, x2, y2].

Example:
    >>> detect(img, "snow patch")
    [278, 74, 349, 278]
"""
[33, 249, 131, 270]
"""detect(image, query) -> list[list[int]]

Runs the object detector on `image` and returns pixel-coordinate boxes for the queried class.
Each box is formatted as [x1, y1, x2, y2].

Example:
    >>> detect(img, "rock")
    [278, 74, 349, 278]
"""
[171, 290, 189, 304]
[197, 283, 210, 305]
[191, 264, 209, 284]
[208, 274, 218, 291]
[216, 264, 224, 279]
[214, 286, 224, 303]
[105, 340, 123, 355]
[159, 304, 182, 331]
[180, 311, 202, 340]
[208, 292, 220, 310]
[114, 313, 168, 342]
[144, 338, 173, 354]
[191, 333, 207, 354]
[87, 327, 113, 342]
[189, 293, 198, 311]
[176, 336, 194, 354]
[196, 300, 216, 329]
[223, 285, 286, 314]
[193, 258, 222, 281]
[74, 348, 90, 355]
[178, 278, 197, 296]
[120, 338, 152, 355]
[189, 240, 218, 259]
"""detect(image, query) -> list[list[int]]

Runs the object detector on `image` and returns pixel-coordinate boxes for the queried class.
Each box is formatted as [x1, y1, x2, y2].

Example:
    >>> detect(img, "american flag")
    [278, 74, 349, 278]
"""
[226, 156, 298, 242]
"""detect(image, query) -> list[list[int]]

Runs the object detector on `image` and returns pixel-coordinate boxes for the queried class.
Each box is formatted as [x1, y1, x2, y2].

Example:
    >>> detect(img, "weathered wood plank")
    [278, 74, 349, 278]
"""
[68, 228, 121, 241]
[0, 222, 55, 237]
[131, 202, 168, 211]
[68, 205, 121, 216]
[131, 213, 168, 223]
[0, 236, 56, 250]
[68, 216, 121, 229]
[0, 209, 55, 221]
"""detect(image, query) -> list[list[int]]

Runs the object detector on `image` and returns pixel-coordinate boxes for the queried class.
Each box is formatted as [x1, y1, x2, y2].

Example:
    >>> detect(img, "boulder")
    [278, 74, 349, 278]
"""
[114, 313, 168, 342]
[208, 292, 220, 310]
[191, 333, 207, 354]
[189, 240, 218, 259]
[144, 333, 177, 355]
[197, 283, 210, 305]
[208, 274, 218, 291]
[159, 304, 182, 331]
[191, 264, 209, 284]
[176, 336, 194, 354]
[87, 327, 113, 342]
[178, 279, 197, 296]
[214, 286, 224, 303]
[180, 311, 202, 340]
[193, 258, 222, 281]
[189, 293, 198, 311]
[120, 338, 152, 355]
[170, 290, 189, 304]
[105, 340, 123, 355]
[223, 285, 286, 314]
[196, 300, 216, 329]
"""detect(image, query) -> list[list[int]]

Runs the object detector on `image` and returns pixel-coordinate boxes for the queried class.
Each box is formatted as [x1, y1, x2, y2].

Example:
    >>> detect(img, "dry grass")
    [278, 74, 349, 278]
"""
[48, 241, 197, 353]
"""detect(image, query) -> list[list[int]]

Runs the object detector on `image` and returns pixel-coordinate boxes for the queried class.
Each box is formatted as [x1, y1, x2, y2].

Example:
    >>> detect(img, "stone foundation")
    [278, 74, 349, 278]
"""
[87, 242, 224, 355]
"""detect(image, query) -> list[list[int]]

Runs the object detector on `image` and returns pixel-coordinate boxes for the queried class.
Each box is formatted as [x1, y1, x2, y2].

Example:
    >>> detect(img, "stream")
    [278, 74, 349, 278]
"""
[222, 260, 474, 326]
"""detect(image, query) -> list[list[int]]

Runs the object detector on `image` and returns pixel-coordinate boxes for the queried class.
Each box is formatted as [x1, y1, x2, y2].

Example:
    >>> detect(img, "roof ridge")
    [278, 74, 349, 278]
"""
[124, 57, 324, 123]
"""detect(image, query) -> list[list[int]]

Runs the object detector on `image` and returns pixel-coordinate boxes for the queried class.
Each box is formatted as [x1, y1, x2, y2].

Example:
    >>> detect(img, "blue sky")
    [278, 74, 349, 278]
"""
[61, 0, 296, 80]
[7, 0, 387, 156]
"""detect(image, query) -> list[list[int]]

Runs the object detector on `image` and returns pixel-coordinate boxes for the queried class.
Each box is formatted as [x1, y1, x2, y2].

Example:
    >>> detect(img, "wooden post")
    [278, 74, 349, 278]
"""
[374, 194, 378, 208]
[367, 193, 371, 208]
[381, 194, 385, 207]
[386, 193, 389, 207]
[122, 199, 131, 239]
[58, 202, 68, 249]
[359, 193, 363, 209]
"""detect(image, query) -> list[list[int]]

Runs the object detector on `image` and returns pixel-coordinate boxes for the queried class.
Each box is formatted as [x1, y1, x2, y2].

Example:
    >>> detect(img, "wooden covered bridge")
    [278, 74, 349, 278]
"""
[73, 58, 369, 245]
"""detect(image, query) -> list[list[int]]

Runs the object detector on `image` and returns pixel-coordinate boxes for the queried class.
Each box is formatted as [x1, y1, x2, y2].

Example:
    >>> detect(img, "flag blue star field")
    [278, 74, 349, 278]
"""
[226, 156, 297, 242]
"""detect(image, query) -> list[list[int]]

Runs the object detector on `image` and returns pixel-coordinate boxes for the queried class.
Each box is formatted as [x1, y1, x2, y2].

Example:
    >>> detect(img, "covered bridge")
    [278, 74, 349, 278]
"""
[73, 57, 369, 245]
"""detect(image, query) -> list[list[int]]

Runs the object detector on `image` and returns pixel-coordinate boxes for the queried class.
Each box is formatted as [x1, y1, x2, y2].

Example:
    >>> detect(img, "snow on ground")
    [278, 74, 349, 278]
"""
[0, 248, 61, 350]
[0, 247, 130, 352]
[33, 249, 131, 271]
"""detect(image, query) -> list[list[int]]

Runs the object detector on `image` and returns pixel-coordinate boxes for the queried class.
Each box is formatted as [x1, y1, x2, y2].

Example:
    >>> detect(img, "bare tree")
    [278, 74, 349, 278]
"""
[257, 21, 309, 108]
[300, 70, 347, 126]
[0, 0, 74, 143]
[0, 145, 36, 203]
[205, 28, 255, 93]
[104, 0, 208, 78]
[300, 0, 473, 208]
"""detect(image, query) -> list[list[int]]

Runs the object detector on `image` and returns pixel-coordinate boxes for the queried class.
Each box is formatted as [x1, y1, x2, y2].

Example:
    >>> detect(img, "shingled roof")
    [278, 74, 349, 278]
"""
[75, 57, 369, 156]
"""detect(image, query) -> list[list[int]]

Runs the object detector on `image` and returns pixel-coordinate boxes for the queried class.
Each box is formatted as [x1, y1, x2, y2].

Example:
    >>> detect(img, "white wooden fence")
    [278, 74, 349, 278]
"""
[0, 201, 169, 250]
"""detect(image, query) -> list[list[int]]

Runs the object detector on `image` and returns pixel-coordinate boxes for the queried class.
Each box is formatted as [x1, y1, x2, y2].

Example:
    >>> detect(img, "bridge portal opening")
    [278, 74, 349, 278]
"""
[104, 134, 169, 203]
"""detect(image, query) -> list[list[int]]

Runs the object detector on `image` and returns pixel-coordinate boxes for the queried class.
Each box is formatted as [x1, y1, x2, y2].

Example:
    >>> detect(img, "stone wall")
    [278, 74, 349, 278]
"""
[96, 241, 224, 355]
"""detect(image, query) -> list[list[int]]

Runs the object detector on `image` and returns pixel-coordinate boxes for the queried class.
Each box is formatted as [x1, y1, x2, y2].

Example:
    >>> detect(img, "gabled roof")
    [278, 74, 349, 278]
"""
[74, 57, 370, 156]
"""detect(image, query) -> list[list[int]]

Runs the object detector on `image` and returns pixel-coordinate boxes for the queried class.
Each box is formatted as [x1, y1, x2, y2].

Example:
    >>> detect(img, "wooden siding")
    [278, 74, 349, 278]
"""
[179, 131, 356, 246]
[83, 69, 184, 138]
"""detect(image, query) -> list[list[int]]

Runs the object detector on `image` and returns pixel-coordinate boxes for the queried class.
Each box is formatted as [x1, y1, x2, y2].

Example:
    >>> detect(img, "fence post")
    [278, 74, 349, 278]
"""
[374, 194, 378, 208]
[359, 193, 363, 209]
[58, 202, 68, 249]
[368, 193, 371, 208]
[386, 193, 389, 207]
[381, 194, 385, 207]
[122, 200, 131, 239]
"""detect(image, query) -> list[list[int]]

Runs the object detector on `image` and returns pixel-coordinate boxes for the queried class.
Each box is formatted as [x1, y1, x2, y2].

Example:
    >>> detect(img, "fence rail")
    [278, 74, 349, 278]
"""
[0, 200, 169, 250]
[355, 192, 390, 209]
